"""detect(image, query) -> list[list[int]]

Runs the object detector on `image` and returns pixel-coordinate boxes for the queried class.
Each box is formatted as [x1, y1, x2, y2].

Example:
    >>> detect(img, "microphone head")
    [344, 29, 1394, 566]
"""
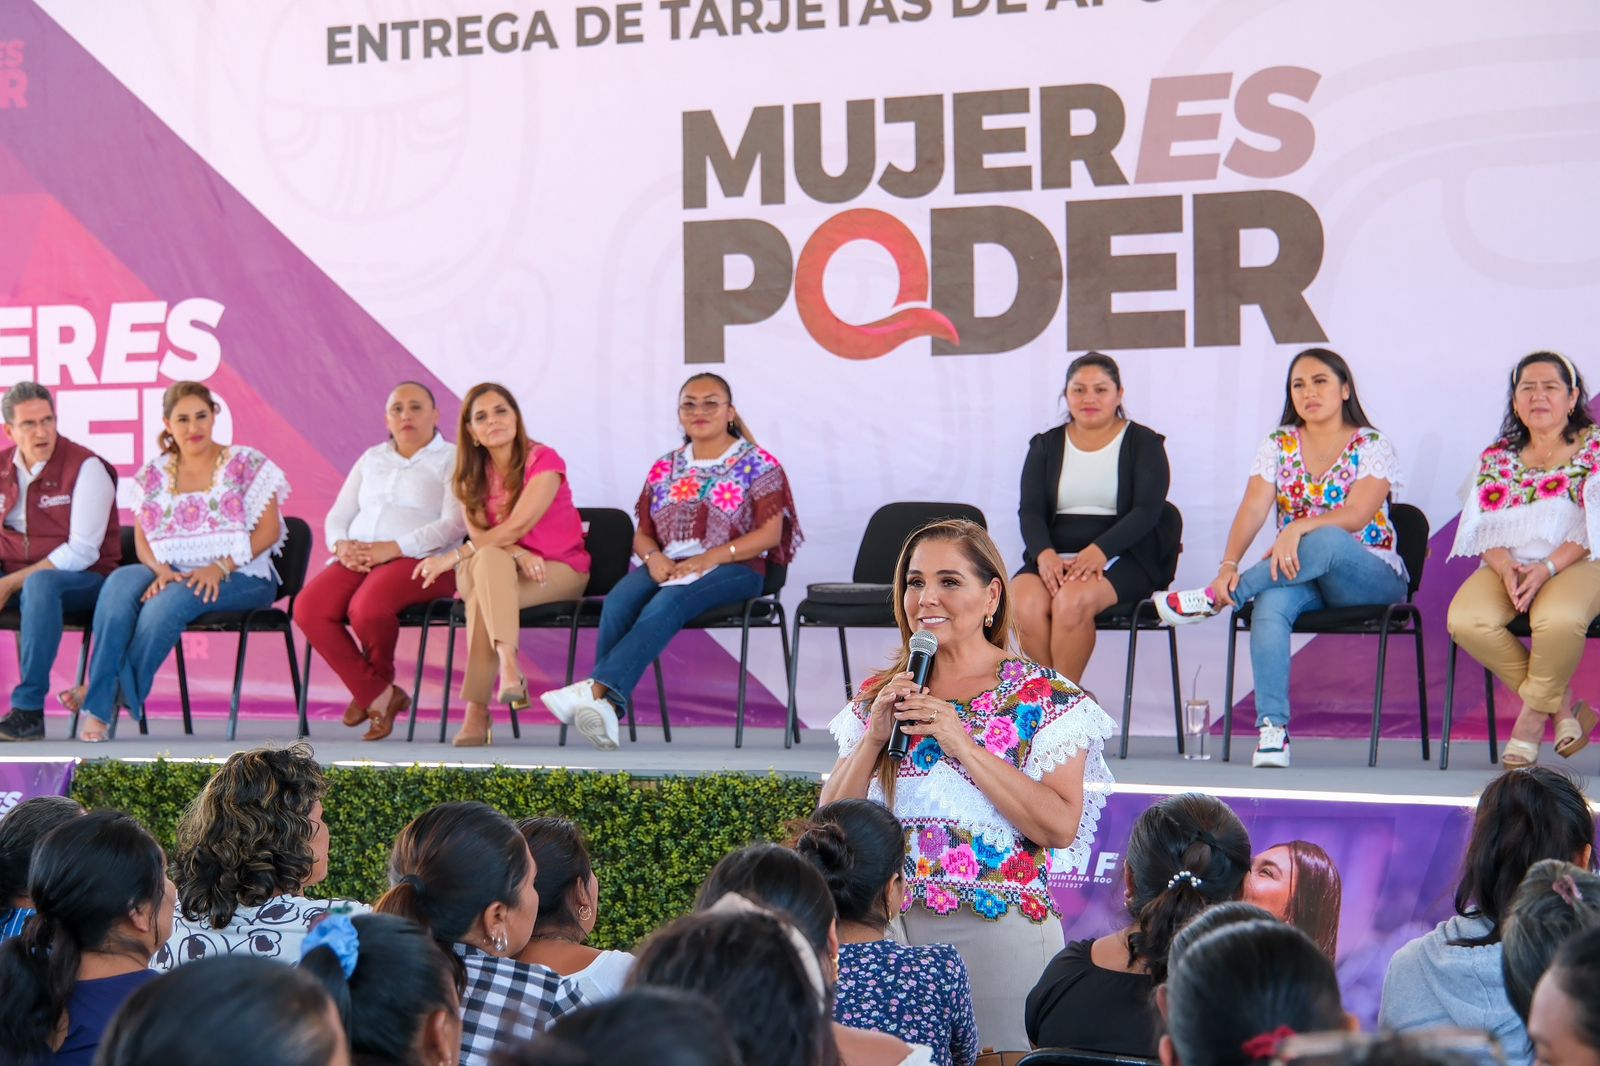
[909, 630, 939, 657]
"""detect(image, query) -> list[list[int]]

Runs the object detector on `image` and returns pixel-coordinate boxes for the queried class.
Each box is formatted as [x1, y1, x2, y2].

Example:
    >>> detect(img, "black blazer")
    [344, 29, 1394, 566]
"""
[1018, 420, 1177, 585]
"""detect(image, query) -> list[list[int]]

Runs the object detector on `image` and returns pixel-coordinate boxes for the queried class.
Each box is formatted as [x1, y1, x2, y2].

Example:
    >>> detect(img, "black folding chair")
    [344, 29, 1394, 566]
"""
[1222, 502, 1431, 766]
[429, 508, 638, 744]
[5, 527, 140, 735]
[171, 516, 314, 741]
[1018, 1051, 1160, 1066]
[784, 502, 987, 749]
[1097, 502, 1185, 759]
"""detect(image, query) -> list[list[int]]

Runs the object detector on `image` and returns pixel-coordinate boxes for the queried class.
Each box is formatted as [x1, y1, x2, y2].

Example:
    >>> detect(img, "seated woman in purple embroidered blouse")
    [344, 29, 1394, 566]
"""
[794, 800, 979, 1066]
[540, 373, 802, 750]
[819, 519, 1116, 1052]
[1447, 352, 1600, 767]
[1153, 348, 1407, 769]
[65, 381, 289, 742]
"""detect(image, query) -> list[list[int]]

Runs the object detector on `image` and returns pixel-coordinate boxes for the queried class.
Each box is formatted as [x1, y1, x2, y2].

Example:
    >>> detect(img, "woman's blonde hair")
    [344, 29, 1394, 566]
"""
[157, 381, 219, 457]
[453, 382, 530, 528]
[859, 519, 1015, 804]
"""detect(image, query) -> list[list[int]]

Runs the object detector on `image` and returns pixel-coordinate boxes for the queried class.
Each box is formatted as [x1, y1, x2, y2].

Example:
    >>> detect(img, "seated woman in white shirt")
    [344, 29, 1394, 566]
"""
[514, 817, 633, 1001]
[294, 382, 466, 741]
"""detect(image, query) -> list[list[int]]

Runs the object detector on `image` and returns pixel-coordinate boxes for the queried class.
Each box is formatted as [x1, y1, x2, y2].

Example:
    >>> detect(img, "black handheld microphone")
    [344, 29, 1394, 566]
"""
[887, 630, 939, 761]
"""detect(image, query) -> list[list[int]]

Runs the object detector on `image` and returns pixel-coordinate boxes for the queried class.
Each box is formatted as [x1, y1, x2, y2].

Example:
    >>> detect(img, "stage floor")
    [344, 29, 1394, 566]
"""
[3, 717, 1521, 801]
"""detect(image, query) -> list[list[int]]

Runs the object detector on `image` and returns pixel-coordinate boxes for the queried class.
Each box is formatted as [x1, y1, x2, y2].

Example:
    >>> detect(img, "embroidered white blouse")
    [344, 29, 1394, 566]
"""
[133, 445, 289, 581]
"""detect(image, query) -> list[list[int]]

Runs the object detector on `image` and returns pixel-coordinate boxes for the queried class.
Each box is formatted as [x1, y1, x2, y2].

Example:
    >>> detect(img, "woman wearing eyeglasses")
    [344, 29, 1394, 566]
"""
[540, 373, 803, 749]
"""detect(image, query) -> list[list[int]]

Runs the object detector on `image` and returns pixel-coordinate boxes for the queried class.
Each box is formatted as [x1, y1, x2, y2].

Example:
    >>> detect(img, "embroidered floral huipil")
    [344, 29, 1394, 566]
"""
[634, 439, 802, 573]
[134, 446, 290, 581]
[1449, 425, 1600, 564]
[829, 660, 1114, 924]
[1250, 427, 1405, 578]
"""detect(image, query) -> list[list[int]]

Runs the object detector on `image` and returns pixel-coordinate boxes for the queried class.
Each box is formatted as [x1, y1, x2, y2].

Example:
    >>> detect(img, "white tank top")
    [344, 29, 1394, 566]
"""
[1056, 424, 1125, 516]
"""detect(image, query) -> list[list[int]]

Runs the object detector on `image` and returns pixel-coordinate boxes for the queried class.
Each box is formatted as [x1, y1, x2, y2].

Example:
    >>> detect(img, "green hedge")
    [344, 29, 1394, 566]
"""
[70, 760, 822, 950]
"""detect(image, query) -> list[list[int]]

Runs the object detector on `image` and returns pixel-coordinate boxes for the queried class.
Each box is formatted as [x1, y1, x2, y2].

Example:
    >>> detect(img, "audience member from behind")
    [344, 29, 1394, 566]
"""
[1026, 792, 1252, 1058]
[490, 987, 742, 1066]
[697, 843, 932, 1066]
[1163, 901, 1278, 992]
[0, 795, 84, 939]
[0, 810, 174, 1065]
[514, 817, 633, 1000]
[1528, 923, 1600, 1066]
[1264, 1030, 1504, 1066]
[1160, 920, 1351, 1066]
[1243, 839, 1344, 961]
[159, 743, 366, 970]
[375, 801, 585, 1066]
[794, 800, 979, 1066]
[1502, 860, 1600, 1026]
[96, 955, 349, 1066]
[1380, 766, 1596, 1066]
[299, 911, 463, 1066]
[630, 908, 842, 1066]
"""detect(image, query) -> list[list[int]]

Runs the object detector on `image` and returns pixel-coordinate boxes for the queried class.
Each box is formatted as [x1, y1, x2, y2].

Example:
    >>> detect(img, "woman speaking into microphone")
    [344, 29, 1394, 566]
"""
[819, 519, 1115, 1051]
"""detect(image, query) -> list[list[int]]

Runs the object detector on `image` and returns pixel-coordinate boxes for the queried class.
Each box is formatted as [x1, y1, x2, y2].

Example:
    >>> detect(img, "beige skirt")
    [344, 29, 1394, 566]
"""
[897, 907, 1064, 1054]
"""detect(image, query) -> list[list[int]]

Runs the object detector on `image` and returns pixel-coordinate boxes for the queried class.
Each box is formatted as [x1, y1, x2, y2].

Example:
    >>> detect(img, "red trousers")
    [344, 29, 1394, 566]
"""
[294, 559, 456, 707]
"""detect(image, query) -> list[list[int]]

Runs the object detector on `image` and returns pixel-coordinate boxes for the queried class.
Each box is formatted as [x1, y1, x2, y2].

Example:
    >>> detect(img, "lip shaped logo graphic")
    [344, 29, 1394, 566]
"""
[793, 208, 959, 360]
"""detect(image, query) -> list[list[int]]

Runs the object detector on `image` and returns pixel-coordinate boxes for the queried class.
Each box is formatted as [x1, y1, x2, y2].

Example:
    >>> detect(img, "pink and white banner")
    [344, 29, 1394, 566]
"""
[1, 0, 1597, 737]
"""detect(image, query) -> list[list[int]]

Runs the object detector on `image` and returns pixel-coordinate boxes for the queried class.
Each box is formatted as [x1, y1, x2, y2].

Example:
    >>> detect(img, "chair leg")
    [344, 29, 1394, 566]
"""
[1414, 621, 1430, 762]
[439, 624, 458, 744]
[1441, 640, 1457, 771]
[626, 686, 638, 745]
[175, 641, 194, 735]
[1369, 627, 1391, 768]
[227, 631, 251, 743]
[735, 620, 754, 750]
[285, 629, 307, 738]
[1222, 618, 1239, 762]
[1118, 622, 1139, 760]
[1484, 666, 1499, 764]
[68, 631, 90, 738]
[837, 626, 852, 701]
[778, 607, 794, 746]
[1166, 626, 1184, 756]
[653, 659, 668, 742]
[407, 617, 432, 743]
[786, 621, 804, 751]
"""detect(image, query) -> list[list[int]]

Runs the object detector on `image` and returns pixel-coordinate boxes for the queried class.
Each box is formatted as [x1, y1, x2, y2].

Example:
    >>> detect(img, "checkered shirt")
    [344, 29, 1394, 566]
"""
[454, 943, 588, 1065]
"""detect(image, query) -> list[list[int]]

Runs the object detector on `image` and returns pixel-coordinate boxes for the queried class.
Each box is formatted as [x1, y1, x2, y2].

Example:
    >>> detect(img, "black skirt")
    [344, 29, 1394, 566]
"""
[1015, 514, 1160, 604]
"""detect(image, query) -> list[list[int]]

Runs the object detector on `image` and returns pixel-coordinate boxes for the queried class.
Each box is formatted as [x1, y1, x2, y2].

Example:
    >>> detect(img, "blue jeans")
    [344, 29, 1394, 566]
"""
[11, 569, 105, 711]
[1233, 527, 1407, 729]
[592, 563, 764, 712]
[82, 565, 277, 725]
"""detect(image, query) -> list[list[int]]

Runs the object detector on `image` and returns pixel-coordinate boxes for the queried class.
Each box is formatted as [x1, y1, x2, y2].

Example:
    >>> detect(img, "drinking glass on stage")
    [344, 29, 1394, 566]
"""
[1183, 698, 1211, 761]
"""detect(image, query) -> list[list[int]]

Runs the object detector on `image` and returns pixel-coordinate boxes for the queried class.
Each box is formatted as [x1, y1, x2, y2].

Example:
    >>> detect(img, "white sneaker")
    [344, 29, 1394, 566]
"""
[572, 699, 620, 751]
[1153, 587, 1219, 627]
[1253, 725, 1291, 768]
[539, 680, 596, 725]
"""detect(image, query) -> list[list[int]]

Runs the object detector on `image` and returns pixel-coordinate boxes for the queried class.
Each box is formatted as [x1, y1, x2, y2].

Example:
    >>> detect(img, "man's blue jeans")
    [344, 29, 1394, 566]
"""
[82, 565, 277, 725]
[11, 569, 105, 711]
[1232, 527, 1407, 729]
[592, 563, 763, 712]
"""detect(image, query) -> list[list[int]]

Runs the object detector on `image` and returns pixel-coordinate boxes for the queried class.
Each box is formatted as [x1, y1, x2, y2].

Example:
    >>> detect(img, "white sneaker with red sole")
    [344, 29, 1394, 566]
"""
[1153, 587, 1220, 626]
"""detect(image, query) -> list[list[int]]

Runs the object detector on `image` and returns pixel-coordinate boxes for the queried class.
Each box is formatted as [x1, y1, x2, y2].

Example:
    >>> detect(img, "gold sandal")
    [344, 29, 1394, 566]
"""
[1500, 737, 1540, 769]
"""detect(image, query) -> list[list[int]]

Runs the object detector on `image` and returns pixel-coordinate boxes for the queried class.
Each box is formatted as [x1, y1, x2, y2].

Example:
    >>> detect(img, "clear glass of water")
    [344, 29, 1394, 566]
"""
[1183, 699, 1211, 760]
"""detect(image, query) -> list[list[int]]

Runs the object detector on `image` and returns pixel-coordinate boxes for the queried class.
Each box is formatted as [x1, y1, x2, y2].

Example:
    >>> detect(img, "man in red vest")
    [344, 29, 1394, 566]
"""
[0, 382, 120, 741]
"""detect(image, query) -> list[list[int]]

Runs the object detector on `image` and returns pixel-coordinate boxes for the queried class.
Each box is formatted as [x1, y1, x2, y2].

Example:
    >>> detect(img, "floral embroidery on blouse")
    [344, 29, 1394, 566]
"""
[835, 940, 980, 1066]
[634, 440, 802, 567]
[1250, 427, 1404, 576]
[829, 659, 1115, 924]
[1450, 426, 1600, 561]
[134, 446, 290, 578]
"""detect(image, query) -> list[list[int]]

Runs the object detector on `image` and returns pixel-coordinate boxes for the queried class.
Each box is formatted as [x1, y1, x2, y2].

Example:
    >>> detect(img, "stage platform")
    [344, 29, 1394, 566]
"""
[2, 718, 1522, 801]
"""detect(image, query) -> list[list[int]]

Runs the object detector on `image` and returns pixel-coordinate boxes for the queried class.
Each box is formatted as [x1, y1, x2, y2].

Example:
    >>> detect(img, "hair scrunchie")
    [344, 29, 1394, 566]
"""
[1166, 870, 1204, 891]
[1553, 873, 1585, 909]
[1241, 1025, 1296, 1061]
[302, 913, 361, 979]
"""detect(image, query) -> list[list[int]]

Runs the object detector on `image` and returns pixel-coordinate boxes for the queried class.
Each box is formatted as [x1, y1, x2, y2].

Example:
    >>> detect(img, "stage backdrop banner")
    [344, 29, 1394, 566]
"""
[1050, 789, 1478, 1029]
[1, 1, 1597, 736]
[0, 759, 77, 811]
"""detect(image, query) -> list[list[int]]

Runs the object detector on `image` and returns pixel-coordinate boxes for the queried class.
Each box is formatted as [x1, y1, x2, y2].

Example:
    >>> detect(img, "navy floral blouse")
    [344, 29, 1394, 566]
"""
[834, 939, 979, 1066]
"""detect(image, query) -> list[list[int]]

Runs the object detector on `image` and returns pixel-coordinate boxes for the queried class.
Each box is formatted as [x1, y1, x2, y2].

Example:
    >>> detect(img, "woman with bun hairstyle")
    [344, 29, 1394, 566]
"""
[67, 380, 289, 741]
[0, 810, 176, 1065]
[1243, 839, 1343, 962]
[1025, 792, 1252, 1059]
[514, 817, 633, 1001]
[300, 911, 464, 1066]
[1501, 859, 1600, 1028]
[1013, 352, 1175, 682]
[794, 800, 979, 1066]
[374, 801, 587, 1066]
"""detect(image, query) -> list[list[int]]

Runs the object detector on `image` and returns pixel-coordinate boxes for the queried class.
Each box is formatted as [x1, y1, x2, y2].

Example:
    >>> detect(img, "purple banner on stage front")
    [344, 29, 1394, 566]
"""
[1049, 792, 1476, 1028]
[0, 759, 78, 815]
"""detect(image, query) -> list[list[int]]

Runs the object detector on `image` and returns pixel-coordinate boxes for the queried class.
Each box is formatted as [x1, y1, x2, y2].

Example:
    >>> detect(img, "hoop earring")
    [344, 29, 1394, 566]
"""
[984, 615, 994, 628]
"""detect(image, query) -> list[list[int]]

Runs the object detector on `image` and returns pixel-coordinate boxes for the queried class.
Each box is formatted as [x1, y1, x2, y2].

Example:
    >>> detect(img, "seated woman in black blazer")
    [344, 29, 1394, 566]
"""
[1013, 352, 1174, 682]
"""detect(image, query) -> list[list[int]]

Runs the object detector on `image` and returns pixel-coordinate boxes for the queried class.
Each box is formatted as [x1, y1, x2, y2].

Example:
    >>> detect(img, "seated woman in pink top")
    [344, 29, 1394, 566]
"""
[415, 383, 590, 747]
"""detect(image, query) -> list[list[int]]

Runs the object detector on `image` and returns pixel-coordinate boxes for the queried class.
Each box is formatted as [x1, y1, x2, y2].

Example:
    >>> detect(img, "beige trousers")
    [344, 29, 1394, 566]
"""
[1447, 560, 1600, 715]
[455, 546, 588, 704]
[898, 906, 1062, 1053]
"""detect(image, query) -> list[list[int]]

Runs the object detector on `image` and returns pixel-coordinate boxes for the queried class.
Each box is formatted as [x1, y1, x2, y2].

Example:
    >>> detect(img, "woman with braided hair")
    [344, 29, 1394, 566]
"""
[1025, 792, 1251, 1058]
